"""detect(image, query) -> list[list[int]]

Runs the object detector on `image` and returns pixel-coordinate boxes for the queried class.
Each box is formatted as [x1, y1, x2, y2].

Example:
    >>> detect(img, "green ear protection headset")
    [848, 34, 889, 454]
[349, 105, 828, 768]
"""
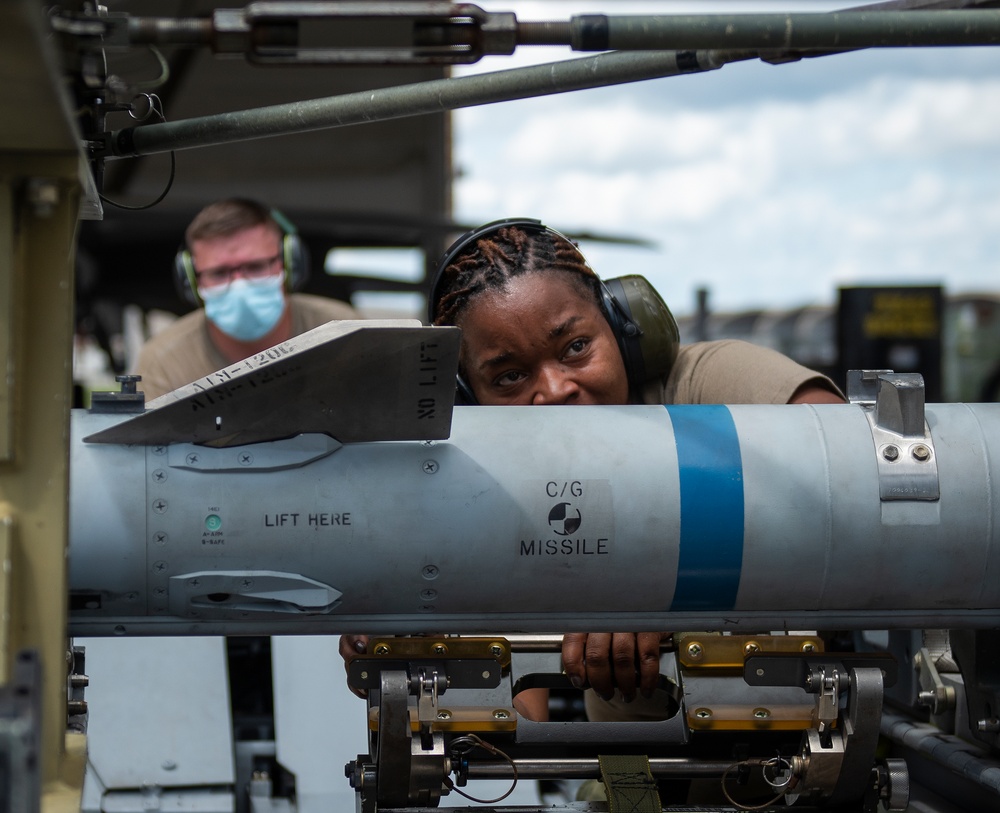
[173, 208, 309, 307]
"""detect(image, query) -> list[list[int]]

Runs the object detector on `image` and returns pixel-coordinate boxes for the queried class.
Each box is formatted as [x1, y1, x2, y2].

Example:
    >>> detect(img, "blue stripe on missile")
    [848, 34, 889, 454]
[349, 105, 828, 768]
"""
[665, 405, 744, 611]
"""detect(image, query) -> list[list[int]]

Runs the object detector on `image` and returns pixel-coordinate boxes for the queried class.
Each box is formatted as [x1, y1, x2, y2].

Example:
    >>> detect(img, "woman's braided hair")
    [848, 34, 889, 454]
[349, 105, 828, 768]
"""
[431, 224, 602, 326]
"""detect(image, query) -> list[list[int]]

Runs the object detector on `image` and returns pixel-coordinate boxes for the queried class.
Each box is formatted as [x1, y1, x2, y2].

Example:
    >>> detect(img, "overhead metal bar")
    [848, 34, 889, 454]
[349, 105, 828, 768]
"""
[99, 49, 730, 159]
[543, 11, 1000, 52]
[61, 5, 1000, 64]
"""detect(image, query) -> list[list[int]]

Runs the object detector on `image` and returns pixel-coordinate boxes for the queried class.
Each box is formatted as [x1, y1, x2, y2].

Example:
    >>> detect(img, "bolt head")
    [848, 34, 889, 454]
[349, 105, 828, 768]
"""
[432, 644, 448, 655]
[687, 642, 703, 658]
[374, 644, 390, 656]
[744, 642, 760, 654]
[493, 709, 510, 720]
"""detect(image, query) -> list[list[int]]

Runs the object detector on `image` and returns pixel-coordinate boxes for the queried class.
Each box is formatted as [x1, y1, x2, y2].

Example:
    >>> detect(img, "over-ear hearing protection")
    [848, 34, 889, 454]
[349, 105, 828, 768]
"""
[429, 217, 679, 404]
[173, 208, 310, 307]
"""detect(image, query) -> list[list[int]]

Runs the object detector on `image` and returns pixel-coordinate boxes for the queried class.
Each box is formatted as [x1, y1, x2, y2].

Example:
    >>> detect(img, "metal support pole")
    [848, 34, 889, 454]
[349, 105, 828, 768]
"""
[565, 11, 1000, 52]
[464, 757, 738, 779]
[106, 49, 728, 159]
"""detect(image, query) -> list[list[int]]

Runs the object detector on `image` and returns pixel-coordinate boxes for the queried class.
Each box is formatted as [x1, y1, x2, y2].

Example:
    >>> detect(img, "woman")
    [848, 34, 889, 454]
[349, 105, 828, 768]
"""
[341, 217, 843, 719]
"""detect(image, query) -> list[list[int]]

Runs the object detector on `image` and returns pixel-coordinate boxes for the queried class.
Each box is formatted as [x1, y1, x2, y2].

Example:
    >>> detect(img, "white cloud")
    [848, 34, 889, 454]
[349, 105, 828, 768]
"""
[455, 51, 1000, 313]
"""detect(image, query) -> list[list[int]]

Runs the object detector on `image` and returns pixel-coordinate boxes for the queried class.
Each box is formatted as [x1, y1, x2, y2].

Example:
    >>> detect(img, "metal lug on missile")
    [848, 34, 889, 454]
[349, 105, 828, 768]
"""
[847, 370, 940, 502]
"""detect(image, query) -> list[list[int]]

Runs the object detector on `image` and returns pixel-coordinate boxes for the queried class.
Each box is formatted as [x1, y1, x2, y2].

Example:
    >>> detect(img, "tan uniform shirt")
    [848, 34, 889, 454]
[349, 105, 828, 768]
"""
[134, 293, 359, 400]
[642, 339, 838, 406]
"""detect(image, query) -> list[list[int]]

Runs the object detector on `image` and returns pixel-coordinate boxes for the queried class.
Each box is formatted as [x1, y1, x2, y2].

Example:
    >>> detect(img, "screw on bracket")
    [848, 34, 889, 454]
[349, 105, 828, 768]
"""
[116, 375, 141, 394]
[422, 459, 439, 474]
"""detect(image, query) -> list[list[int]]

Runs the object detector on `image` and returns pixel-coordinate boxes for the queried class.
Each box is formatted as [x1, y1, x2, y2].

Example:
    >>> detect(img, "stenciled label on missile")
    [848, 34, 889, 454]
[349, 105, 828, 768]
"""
[262, 511, 354, 529]
[518, 479, 614, 556]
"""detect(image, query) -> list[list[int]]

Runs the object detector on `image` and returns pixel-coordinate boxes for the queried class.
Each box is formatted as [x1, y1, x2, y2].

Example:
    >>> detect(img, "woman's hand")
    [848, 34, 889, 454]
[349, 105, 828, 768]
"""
[561, 632, 668, 702]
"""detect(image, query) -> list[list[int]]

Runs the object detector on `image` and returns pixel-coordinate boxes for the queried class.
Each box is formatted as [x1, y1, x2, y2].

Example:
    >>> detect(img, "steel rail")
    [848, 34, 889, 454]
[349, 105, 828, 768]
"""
[106, 49, 728, 158]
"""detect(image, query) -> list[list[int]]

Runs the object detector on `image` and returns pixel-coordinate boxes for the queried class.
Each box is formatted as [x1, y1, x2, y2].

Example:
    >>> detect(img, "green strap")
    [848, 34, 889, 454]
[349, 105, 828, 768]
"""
[599, 754, 662, 813]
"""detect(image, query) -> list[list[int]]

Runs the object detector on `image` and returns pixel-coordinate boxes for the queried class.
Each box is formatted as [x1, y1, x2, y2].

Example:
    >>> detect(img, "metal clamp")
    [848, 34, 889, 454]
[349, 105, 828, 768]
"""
[810, 666, 840, 732]
[914, 646, 956, 716]
[784, 666, 893, 807]
[415, 668, 447, 725]
[847, 370, 939, 501]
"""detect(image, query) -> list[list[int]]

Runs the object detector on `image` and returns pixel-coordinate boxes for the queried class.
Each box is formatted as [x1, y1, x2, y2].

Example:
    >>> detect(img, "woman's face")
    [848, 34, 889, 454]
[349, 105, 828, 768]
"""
[456, 273, 630, 406]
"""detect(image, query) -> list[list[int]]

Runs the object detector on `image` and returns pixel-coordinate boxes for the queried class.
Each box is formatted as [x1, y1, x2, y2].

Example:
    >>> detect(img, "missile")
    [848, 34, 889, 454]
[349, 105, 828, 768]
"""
[69, 393, 1000, 636]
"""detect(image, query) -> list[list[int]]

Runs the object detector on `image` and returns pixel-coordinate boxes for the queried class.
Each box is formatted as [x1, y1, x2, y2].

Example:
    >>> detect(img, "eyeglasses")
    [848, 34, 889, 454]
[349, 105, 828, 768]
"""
[196, 254, 283, 292]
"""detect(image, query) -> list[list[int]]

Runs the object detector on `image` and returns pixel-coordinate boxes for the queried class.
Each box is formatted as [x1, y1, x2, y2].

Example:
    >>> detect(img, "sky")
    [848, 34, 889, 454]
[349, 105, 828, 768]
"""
[450, 1, 1000, 317]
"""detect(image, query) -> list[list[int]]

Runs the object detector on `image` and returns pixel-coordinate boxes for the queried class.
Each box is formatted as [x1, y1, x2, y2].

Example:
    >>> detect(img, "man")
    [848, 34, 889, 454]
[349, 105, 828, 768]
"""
[135, 198, 359, 399]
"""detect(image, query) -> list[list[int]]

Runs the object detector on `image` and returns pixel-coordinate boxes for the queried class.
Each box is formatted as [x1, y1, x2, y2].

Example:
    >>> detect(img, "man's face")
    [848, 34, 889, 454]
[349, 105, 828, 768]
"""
[457, 273, 629, 406]
[191, 223, 284, 294]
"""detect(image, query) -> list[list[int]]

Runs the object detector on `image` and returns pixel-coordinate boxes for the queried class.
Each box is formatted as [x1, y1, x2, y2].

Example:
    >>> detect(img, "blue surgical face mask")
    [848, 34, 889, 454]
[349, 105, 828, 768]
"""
[200, 276, 286, 341]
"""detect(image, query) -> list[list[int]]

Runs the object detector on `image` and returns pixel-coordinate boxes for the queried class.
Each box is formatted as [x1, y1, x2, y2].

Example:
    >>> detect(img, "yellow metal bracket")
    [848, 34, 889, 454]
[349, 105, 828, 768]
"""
[677, 633, 823, 671]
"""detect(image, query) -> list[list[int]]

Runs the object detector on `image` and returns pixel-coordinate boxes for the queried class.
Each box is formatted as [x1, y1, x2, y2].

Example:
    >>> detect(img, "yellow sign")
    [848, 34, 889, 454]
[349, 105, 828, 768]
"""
[863, 293, 940, 339]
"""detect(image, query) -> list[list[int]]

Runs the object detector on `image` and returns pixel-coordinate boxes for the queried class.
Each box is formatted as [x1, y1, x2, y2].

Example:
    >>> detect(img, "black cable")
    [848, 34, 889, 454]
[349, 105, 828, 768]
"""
[98, 94, 176, 211]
